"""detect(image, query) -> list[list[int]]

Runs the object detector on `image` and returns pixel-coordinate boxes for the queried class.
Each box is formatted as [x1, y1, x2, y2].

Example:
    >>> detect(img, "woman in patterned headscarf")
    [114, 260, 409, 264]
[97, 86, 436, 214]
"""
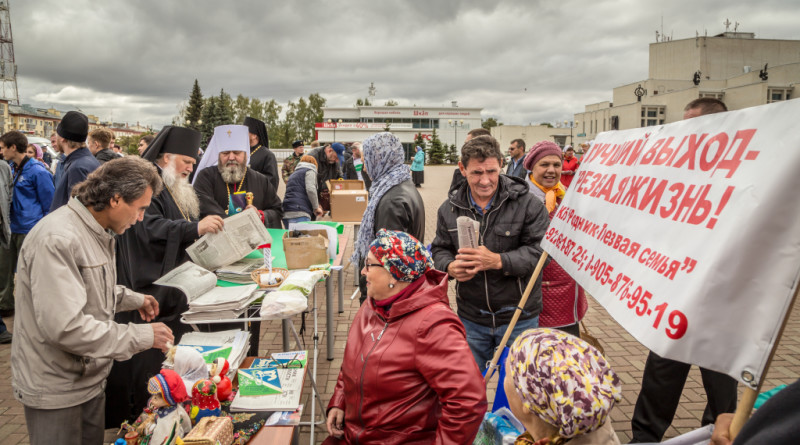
[351, 132, 425, 304]
[325, 230, 486, 445]
[505, 328, 622, 445]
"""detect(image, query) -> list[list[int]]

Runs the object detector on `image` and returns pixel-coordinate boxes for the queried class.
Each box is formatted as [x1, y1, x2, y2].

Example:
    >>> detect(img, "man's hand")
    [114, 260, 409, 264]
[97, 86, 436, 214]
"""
[245, 204, 257, 212]
[447, 260, 478, 282]
[326, 407, 345, 439]
[314, 206, 324, 217]
[138, 295, 160, 322]
[151, 323, 174, 353]
[457, 246, 502, 274]
[198, 215, 224, 236]
[710, 413, 734, 445]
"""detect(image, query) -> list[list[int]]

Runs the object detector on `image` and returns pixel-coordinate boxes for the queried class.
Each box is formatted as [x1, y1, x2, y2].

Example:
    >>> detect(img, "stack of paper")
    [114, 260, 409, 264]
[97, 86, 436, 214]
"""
[177, 329, 251, 370]
[216, 257, 268, 284]
[183, 284, 262, 322]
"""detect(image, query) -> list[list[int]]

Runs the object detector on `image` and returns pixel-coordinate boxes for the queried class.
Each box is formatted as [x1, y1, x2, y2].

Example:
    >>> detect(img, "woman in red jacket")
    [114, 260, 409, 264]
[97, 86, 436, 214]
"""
[523, 141, 588, 337]
[325, 229, 487, 444]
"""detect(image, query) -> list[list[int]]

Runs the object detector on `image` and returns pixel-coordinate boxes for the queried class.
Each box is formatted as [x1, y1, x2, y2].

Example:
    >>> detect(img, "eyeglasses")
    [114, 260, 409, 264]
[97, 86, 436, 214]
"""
[363, 262, 383, 271]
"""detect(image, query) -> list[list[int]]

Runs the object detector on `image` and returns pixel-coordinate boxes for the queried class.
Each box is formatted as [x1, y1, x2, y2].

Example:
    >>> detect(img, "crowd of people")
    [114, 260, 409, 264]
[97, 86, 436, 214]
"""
[0, 97, 794, 444]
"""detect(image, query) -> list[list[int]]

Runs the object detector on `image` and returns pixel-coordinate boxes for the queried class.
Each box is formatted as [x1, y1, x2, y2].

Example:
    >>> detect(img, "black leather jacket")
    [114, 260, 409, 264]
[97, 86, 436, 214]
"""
[431, 175, 549, 327]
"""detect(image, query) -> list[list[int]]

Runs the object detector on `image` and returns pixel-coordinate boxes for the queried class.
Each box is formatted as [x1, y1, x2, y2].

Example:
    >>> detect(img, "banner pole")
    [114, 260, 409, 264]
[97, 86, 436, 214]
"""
[484, 252, 549, 386]
[730, 281, 800, 438]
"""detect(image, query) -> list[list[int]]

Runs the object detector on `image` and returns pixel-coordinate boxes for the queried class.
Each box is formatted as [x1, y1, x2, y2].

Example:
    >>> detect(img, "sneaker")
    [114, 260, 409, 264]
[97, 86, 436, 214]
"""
[0, 330, 11, 344]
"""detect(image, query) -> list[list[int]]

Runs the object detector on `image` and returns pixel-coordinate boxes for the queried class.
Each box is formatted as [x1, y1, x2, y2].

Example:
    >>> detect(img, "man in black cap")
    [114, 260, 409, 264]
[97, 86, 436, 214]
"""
[282, 140, 305, 184]
[50, 111, 100, 211]
[243, 116, 279, 191]
[105, 126, 225, 427]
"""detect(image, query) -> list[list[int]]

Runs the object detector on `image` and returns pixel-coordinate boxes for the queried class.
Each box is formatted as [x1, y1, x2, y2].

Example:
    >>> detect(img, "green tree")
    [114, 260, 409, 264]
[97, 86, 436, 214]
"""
[482, 117, 503, 130]
[540, 122, 553, 128]
[355, 98, 372, 106]
[185, 79, 204, 131]
[446, 143, 459, 164]
[233, 94, 251, 124]
[216, 89, 235, 125]
[384, 100, 398, 106]
[428, 128, 446, 164]
[199, 96, 219, 146]
[413, 132, 426, 150]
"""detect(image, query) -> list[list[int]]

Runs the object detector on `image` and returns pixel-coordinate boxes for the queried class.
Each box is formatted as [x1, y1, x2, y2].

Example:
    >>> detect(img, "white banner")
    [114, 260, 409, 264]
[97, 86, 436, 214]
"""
[541, 99, 800, 387]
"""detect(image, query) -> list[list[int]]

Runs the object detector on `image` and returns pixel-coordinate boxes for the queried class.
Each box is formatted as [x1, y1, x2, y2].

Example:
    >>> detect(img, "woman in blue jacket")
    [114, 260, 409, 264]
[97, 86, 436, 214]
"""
[410, 145, 425, 187]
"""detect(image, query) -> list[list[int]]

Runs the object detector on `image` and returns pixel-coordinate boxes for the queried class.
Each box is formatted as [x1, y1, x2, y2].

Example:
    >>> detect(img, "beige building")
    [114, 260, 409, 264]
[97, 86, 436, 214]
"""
[490, 124, 575, 154]
[3, 104, 147, 138]
[576, 32, 800, 140]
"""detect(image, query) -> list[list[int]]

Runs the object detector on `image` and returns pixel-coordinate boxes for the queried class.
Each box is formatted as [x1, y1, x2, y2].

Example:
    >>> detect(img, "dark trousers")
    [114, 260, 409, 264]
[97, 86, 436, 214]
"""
[630, 351, 738, 442]
[26, 393, 105, 445]
[0, 233, 25, 311]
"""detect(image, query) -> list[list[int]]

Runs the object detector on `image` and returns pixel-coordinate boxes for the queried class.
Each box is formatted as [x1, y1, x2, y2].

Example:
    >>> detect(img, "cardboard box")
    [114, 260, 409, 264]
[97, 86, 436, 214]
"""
[326, 180, 369, 222]
[283, 229, 330, 269]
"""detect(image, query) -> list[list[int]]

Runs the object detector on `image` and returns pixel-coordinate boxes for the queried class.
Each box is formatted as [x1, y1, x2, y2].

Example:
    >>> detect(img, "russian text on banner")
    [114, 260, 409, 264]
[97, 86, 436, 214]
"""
[541, 99, 800, 387]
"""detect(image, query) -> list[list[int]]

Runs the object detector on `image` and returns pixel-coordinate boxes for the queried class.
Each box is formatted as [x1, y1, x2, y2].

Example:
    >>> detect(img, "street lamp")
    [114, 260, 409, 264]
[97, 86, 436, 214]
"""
[327, 119, 342, 142]
[564, 120, 576, 147]
[185, 118, 202, 128]
[448, 119, 464, 146]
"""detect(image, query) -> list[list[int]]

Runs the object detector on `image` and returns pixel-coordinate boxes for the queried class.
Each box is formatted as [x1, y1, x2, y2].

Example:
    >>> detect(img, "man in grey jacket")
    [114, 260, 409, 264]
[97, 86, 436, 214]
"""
[11, 157, 174, 445]
[0, 160, 11, 341]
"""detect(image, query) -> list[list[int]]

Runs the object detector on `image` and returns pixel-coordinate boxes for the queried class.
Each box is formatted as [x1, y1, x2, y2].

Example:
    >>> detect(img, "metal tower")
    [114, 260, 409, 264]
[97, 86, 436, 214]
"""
[0, 0, 19, 105]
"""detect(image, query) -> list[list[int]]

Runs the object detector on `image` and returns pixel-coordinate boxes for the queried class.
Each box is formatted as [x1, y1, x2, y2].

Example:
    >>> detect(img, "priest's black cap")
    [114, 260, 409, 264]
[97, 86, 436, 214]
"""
[243, 116, 269, 149]
[141, 126, 202, 162]
[56, 111, 89, 143]
[292, 140, 304, 148]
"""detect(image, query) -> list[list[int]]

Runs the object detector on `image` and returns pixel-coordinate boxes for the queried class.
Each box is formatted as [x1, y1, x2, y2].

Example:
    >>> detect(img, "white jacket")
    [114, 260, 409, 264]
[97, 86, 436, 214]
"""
[11, 198, 154, 409]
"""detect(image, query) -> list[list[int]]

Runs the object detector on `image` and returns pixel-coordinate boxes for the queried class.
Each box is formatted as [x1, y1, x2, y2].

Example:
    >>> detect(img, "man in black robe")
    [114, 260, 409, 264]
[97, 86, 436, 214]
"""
[105, 126, 225, 427]
[193, 125, 282, 229]
[244, 116, 279, 191]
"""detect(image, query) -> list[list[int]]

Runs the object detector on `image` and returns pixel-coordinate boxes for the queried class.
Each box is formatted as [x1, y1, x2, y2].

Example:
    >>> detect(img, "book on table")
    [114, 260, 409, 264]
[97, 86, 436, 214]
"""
[229, 351, 308, 412]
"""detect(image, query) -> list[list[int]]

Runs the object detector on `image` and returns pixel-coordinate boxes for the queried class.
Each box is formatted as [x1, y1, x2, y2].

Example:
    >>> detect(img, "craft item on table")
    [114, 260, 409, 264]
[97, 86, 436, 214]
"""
[259, 289, 307, 320]
[146, 369, 192, 445]
[210, 358, 233, 402]
[277, 269, 329, 296]
[191, 379, 221, 424]
[181, 415, 234, 445]
[166, 345, 210, 394]
[237, 367, 283, 396]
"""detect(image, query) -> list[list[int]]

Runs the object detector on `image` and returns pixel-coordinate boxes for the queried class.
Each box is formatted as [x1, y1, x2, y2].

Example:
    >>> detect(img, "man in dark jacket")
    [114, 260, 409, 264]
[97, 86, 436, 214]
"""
[50, 111, 100, 211]
[431, 135, 549, 372]
[505, 138, 527, 179]
[87, 128, 117, 164]
[308, 145, 342, 212]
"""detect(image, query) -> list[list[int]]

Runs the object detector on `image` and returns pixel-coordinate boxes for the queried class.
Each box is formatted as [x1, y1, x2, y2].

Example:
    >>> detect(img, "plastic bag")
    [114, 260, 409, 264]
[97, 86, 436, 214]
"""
[473, 407, 525, 445]
[277, 270, 328, 296]
[259, 290, 308, 320]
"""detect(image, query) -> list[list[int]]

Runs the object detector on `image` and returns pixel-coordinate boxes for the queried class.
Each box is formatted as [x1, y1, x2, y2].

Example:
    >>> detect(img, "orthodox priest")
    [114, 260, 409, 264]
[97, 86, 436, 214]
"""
[244, 116, 279, 191]
[193, 124, 282, 228]
[106, 126, 225, 427]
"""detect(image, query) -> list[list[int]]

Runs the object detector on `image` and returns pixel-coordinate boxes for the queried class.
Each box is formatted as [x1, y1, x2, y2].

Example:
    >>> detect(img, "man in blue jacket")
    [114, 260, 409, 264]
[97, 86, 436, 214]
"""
[50, 111, 99, 211]
[0, 131, 55, 316]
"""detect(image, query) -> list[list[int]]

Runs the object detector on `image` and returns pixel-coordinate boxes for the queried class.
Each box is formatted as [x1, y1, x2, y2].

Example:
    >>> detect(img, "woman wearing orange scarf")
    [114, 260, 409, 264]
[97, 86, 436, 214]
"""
[523, 141, 587, 337]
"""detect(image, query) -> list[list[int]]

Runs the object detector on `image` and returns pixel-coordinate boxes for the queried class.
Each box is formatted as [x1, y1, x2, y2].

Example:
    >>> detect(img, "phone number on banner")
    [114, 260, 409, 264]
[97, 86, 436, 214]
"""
[545, 227, 688, 340]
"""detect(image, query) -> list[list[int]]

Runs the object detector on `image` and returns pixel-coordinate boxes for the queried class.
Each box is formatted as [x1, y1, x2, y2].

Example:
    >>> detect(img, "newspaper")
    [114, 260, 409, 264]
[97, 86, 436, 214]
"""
[229, 367, 304, 412]
[176, 329, 251, 370]
[216, 257, 267, 284]
[457, 216, 480, 249]
[186, 208, 272, 271]
[154, 261, 217, 302]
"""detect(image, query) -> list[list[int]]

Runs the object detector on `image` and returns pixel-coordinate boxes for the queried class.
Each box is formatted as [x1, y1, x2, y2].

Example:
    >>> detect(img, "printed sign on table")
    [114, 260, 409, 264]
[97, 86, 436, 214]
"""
[541, 99, 800, 387]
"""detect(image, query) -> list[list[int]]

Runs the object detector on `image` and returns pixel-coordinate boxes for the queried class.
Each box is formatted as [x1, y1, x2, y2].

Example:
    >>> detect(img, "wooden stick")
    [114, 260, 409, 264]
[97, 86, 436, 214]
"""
[730, 280, 800, 438]
[484, 251, 549, 386]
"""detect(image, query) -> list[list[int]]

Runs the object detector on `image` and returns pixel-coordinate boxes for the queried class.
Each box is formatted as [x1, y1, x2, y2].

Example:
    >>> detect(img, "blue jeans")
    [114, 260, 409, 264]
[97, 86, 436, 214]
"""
[282, 216, 310, 229]
[460, 315, 539, 373]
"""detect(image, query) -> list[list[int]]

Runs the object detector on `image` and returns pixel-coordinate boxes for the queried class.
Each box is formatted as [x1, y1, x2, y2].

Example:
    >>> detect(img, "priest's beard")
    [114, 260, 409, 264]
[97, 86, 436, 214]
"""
[162, 162, 200, 220]
[219, 161, 246, 184]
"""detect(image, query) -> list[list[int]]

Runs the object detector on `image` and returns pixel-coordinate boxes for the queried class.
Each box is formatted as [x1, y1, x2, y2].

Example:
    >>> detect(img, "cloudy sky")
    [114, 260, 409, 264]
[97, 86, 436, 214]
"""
[11, 0, 800, 129]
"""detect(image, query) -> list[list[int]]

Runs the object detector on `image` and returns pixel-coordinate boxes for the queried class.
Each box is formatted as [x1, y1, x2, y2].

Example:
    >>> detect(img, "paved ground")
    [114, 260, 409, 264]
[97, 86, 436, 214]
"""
[0, 165, 798, 444]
